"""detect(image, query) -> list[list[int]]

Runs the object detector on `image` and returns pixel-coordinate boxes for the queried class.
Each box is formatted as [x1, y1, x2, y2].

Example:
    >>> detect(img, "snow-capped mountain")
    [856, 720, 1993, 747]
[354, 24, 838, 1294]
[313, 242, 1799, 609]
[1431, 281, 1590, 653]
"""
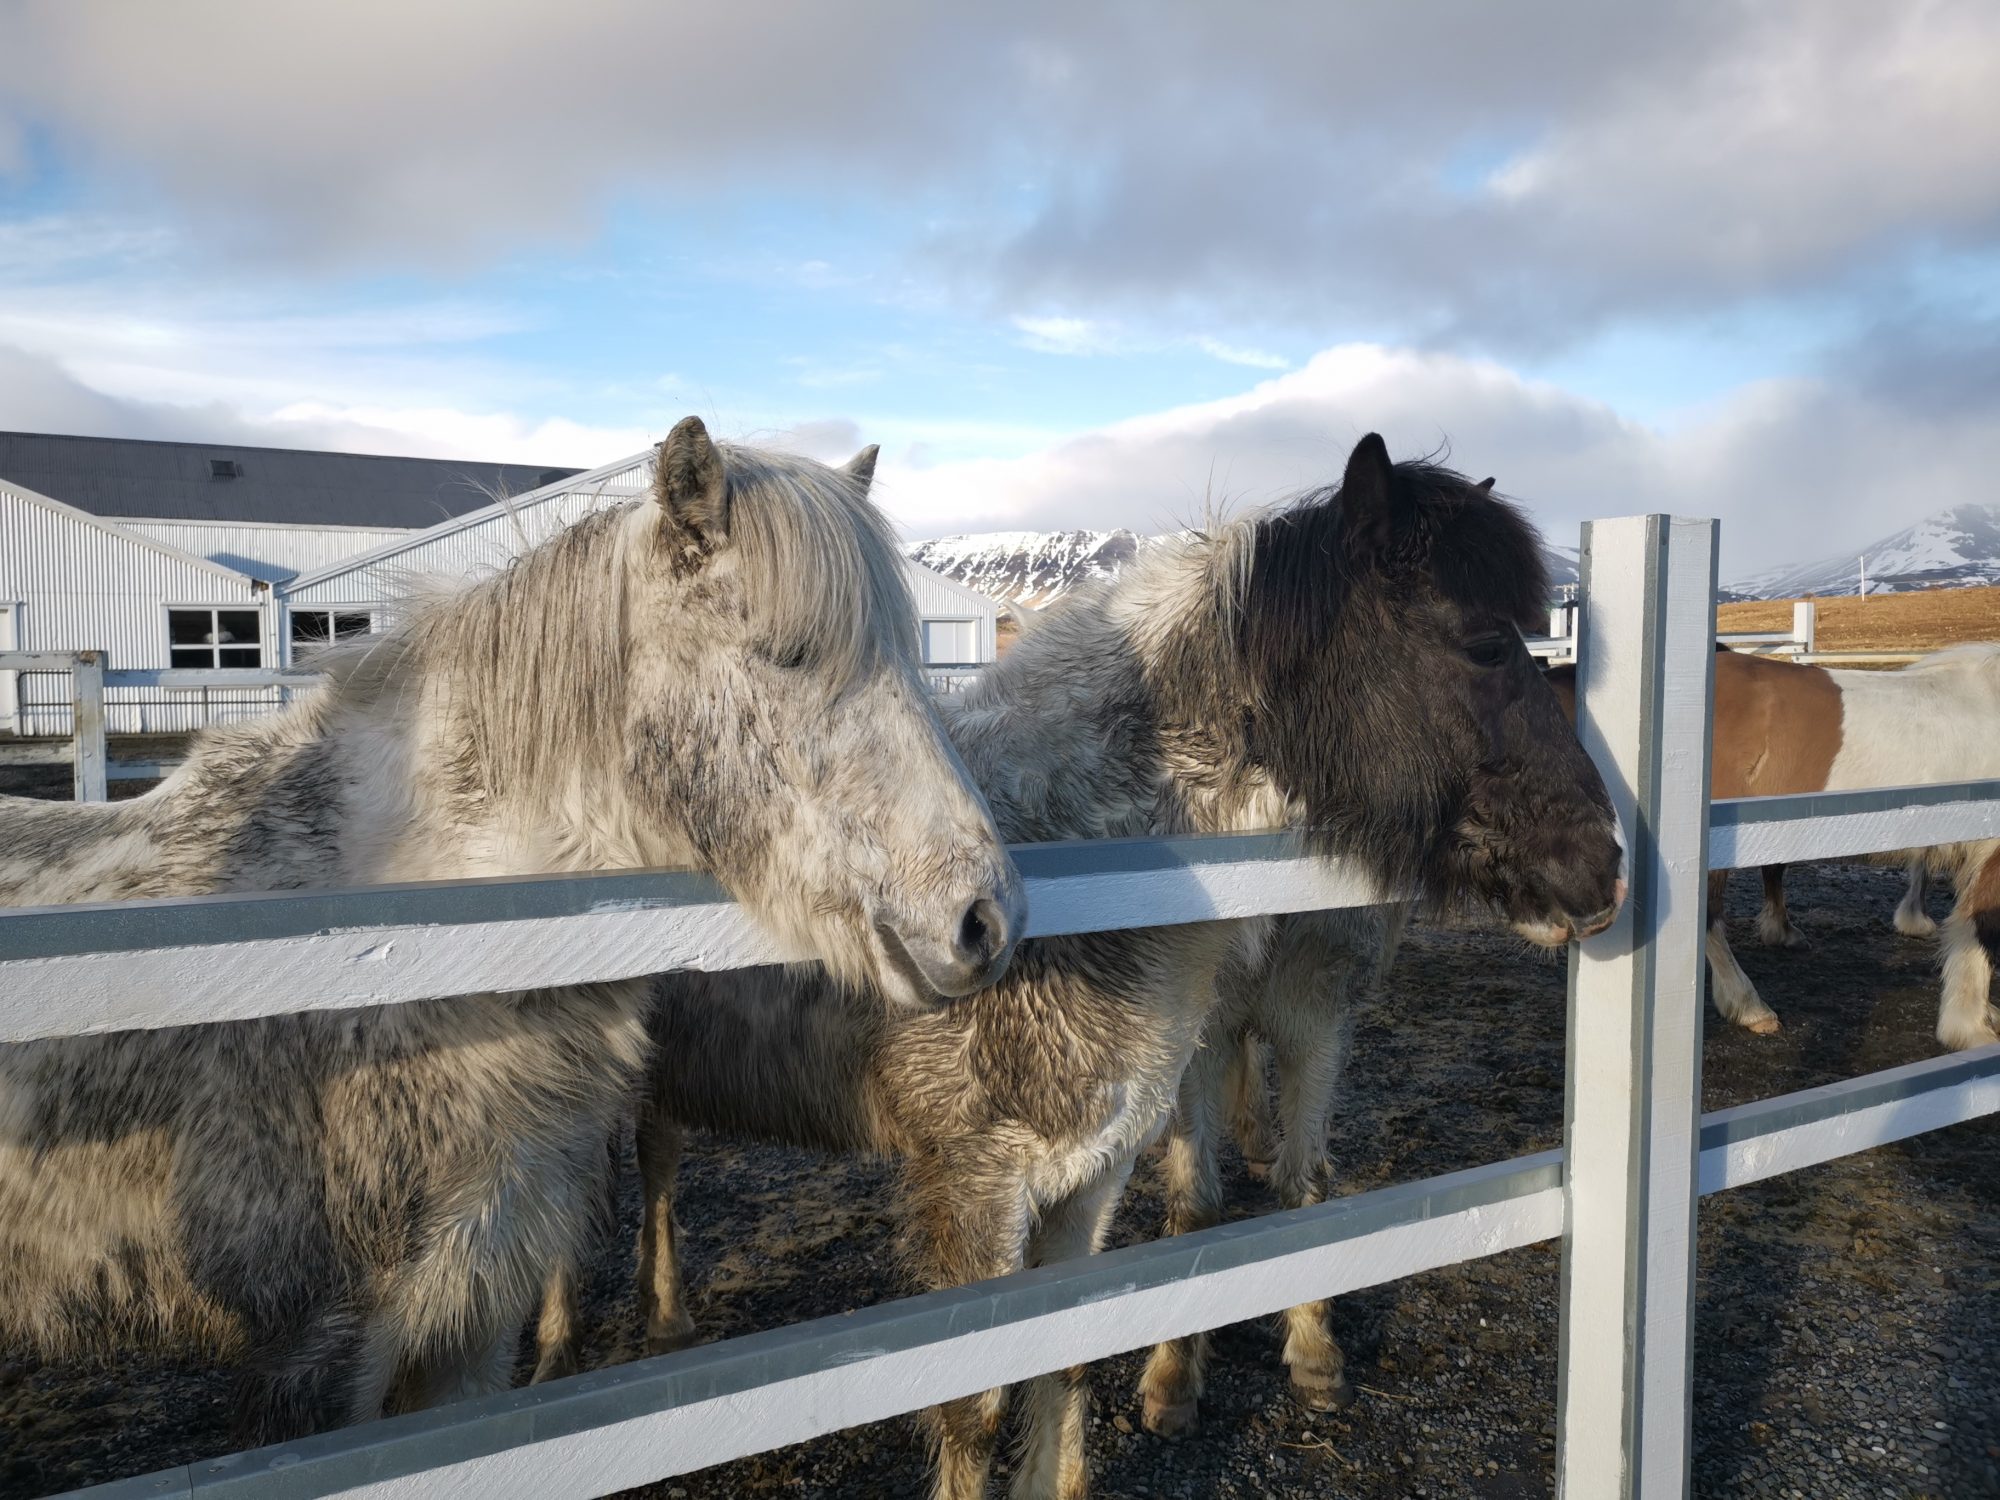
[1729, 504, 2000, 598]
[908, 528, 1583, 609]
[904, 529, 1145, 608]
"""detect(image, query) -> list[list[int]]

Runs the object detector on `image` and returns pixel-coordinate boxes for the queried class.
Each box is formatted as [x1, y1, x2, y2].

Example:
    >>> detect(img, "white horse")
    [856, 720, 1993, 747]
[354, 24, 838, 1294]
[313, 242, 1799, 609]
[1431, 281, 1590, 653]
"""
[553, 435, 1625, 1499]
[0, 417, 1021, 1444]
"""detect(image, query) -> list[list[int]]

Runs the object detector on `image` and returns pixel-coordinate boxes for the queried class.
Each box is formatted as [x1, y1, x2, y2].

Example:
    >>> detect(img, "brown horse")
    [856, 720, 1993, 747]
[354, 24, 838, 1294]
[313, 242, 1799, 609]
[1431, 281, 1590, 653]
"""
[1552, 644, 2000, 1049]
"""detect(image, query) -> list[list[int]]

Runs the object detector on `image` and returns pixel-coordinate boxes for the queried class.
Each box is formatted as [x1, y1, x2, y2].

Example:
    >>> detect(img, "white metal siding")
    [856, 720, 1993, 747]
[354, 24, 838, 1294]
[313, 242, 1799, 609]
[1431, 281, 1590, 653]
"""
[0, 484, 268, 735]
[118, 519, 417, 582]
[283, 462, 655, 606]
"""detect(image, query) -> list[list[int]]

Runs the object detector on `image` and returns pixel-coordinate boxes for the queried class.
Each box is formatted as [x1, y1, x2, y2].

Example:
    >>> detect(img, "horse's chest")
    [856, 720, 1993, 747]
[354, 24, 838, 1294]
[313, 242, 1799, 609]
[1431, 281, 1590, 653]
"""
[1023, 1078, 1171, 1207]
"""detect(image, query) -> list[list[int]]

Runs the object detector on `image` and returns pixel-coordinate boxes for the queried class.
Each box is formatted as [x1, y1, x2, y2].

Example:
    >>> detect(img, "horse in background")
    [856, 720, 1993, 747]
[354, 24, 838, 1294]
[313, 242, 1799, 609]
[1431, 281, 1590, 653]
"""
[0, 417, 1021, 1444]
[564, 435, 1623, 1500]
[1551, 643, 2000, 1049]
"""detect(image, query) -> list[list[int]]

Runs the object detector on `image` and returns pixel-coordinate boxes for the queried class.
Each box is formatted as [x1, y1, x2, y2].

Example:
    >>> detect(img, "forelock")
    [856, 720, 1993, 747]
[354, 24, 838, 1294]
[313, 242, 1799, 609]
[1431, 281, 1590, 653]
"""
[714, 444, 917, 686]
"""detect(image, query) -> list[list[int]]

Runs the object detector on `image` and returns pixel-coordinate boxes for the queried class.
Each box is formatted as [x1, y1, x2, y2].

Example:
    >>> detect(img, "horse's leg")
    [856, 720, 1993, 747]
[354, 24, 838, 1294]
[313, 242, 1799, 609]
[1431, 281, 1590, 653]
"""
[532, 1124, 622, 1383]
[530, 1257, 582, 1384]
[1136, 1035, 1230, 1437]
[1707, 869, 1780, 1033]
[236, 1301, 382, 1444]
[635, 1098, 699, 1356]
[1224, 1032, 1277, 1165]
[396, 1327, 519, 1413]
[1756, 863, 1809, 948]
[1265, 992, 1353, 1413]
[1012, 1162, 1134, 1500]
[1896, 854, 1937, 938]
[907, 1153, 1032, 1500]
[1938, 847, 2000, 1051]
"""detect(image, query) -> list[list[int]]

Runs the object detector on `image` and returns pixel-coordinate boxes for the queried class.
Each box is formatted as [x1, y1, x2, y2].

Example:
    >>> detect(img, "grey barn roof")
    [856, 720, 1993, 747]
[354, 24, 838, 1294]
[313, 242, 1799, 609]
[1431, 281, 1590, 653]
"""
[0, 431, 584, 528]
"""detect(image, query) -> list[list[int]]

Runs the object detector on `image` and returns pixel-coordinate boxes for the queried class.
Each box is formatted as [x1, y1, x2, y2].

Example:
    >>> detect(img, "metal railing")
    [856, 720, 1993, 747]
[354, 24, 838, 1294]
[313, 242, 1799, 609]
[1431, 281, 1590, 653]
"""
[0, 514, 1994, 1500]
[0, 654, 323, 801]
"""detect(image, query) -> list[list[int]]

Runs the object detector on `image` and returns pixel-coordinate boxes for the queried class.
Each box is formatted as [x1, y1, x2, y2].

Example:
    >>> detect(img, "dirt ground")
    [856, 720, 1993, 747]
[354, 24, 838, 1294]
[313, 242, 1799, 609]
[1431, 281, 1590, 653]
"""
[1717, 586, 2000, 655]
[1, 862, 1994, 1500]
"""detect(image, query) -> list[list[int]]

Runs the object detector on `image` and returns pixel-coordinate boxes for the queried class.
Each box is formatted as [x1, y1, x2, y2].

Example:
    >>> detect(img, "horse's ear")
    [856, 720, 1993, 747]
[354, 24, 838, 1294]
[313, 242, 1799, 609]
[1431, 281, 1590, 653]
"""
[844, 444, 880, 488]
[1475, 476, 1495, 493]
[653, 415, 729, 542]
[1341, 433, 1412, 558]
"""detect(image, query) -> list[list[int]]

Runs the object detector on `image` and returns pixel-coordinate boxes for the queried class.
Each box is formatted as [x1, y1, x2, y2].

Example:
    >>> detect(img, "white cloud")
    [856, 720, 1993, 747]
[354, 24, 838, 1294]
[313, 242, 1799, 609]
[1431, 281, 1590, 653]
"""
[0, 343, 645, 466]
[874, 344, 2000, 581]
[1010, 315, 1118, 357]
[1193, 338, 1290, 371]
[3, 3, 1993, 343]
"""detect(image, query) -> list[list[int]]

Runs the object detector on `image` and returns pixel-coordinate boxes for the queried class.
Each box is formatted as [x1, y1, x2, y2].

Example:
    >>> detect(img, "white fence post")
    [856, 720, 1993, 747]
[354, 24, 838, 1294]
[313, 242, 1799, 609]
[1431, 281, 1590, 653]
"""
[1556, 514, 1717, 1498]
[70, 651, 108, 804]
[1791, 599, 1815, 655]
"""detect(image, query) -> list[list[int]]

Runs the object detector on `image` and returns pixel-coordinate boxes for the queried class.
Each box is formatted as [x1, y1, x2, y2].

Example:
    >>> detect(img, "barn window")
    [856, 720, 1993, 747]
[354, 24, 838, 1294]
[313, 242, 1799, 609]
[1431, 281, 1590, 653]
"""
[921, 618, 978, 666]
[168, 608, 264, 669]
[209, 458, 242, 479]
[289, 609, 372, 658]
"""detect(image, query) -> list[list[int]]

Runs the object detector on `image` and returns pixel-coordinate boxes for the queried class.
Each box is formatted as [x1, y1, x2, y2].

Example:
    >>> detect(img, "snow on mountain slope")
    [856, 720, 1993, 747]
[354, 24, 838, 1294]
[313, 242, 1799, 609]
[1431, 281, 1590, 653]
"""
[903, 529, 1144, 608]
[907, 528, 1582, 608]
[1729, 504, 2000, 598]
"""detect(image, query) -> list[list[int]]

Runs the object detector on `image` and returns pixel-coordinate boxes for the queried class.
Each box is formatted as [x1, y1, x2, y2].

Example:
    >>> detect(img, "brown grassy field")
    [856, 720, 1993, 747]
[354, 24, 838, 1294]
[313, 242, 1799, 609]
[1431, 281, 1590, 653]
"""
[1717, 584, 2000, 655]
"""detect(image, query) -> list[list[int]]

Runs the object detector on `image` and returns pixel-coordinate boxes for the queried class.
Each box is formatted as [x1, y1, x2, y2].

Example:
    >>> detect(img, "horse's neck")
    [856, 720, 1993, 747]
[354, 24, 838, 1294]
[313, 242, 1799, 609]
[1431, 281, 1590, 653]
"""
[949, 558, 1277, 843]
[0, 695, 622, 911]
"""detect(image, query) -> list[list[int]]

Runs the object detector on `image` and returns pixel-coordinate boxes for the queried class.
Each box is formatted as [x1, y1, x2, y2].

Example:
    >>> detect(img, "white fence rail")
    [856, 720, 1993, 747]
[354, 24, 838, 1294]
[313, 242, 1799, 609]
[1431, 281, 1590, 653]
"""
[0, 653, 324, 802]
[1528, 596, 1818, 665]
[3, 514, 1996, 1500]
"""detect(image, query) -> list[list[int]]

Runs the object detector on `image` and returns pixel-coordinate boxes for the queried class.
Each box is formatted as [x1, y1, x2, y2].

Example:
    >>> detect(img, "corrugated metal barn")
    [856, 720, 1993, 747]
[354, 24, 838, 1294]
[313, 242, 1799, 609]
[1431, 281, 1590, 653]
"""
[0, 432, 577, 734]
[1, 432, 996, 735]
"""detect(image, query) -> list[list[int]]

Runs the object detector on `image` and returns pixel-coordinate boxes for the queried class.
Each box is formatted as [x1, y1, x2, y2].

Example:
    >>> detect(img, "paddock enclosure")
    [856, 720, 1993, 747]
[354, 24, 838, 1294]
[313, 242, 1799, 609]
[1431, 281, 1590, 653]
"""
[1, 514, 1997, 1499]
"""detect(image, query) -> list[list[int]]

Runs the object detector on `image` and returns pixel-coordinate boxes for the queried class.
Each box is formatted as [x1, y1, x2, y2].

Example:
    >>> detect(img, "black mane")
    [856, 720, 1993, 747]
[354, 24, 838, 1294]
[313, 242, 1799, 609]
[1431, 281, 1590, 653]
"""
[1233, 453, 1561, 903]
[1239, 461, 1548, 677]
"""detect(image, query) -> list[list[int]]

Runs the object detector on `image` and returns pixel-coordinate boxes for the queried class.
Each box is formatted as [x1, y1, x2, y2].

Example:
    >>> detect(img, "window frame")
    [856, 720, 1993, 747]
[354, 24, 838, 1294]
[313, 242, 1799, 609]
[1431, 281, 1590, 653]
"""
[285, 605, 377, 664]
[165, 603, 267, 671]
[920, 616, 982, 667]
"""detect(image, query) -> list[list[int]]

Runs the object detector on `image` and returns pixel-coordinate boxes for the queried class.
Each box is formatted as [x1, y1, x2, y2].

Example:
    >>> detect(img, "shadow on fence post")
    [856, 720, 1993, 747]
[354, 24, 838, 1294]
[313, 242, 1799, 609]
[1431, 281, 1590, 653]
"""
[1556, 514, 1718, 1498]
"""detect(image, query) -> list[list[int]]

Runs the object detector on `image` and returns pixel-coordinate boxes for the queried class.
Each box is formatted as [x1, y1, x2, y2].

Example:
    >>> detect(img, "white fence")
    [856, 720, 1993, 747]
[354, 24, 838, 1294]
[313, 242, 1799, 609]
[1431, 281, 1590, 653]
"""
[1531, 596, 1820, 665]
[2, 513, 1997, 1500]
[0, 654, 323, 801]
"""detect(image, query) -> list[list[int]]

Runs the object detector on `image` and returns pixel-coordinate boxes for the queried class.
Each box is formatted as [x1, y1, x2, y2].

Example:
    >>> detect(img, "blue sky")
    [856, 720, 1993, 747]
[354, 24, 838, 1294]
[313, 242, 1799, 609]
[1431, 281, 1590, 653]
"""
[2, 3, 1998, 578]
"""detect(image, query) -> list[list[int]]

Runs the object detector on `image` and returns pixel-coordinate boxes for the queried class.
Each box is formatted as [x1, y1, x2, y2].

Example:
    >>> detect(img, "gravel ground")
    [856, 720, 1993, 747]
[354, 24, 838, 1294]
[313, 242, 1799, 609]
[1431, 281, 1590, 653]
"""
[1, 862, 1995, 1499]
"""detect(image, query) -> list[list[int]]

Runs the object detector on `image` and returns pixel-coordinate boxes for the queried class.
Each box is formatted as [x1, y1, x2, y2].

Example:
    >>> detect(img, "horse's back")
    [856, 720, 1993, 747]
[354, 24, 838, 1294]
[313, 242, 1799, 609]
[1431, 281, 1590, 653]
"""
[1710, 649, 1844, 800]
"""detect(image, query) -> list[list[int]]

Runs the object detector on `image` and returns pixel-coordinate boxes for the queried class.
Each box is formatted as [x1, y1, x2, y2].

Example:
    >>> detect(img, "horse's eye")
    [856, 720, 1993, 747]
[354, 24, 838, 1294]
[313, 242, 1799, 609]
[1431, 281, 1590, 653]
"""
[1462, 635, 1513, 670]
[760, 642, 812, 671]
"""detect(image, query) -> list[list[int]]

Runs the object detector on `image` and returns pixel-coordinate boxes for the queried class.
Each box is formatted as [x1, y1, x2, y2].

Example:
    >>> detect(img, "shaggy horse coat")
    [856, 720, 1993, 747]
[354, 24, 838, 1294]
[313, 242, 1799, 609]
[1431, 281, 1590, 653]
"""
[552, 436, 1624, 1500]
[0, 418, 1021, 1443]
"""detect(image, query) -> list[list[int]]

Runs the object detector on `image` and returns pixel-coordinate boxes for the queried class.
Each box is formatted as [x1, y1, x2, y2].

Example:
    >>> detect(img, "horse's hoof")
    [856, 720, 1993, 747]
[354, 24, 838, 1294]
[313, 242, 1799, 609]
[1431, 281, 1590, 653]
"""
[645, 1316, 699, 1357]
[1744, 1014, 1782, 1036]
[1141, 1395, 1201, 1438]
[529, 1352, 578, 1385]
[1937, 1024, 2000, 1053]
[1895, 912, 1937, 938]
[1235, 1128, 1280, 1167]
[1290, 1371, 1355, 1412]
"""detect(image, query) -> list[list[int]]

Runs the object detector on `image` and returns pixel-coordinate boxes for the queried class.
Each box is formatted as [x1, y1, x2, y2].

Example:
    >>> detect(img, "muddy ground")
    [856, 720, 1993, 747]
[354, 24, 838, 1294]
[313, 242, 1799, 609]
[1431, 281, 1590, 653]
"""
[1, 863, 1995, 1499]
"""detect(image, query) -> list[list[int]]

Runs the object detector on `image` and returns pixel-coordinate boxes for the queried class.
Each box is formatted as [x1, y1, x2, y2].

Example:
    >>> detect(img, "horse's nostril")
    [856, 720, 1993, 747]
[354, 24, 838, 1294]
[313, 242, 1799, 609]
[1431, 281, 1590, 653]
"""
[955, 896, 1007, 968]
